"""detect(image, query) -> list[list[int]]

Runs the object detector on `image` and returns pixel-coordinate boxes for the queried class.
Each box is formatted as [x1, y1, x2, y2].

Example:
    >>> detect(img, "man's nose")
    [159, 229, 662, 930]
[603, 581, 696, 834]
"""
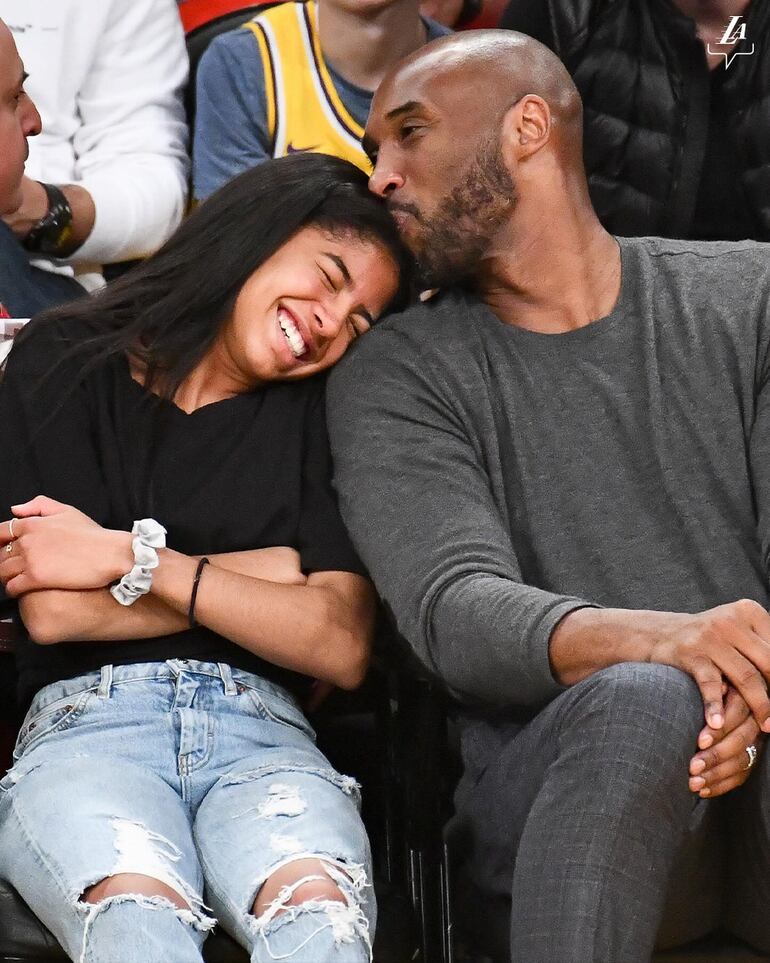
[368, 159, 404, 198]
[23, 97, 42, 138]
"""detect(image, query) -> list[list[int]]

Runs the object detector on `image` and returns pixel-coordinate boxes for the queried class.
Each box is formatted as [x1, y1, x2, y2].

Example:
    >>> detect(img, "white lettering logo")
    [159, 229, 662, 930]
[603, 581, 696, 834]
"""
[708, 16, 755, 69]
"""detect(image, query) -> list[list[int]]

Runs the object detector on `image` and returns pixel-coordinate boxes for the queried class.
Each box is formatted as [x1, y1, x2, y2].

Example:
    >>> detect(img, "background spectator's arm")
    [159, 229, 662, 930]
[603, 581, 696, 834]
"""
[58, 0, 189, 264]
[3, 178, 95, 256]
[193, 31, 273, 201]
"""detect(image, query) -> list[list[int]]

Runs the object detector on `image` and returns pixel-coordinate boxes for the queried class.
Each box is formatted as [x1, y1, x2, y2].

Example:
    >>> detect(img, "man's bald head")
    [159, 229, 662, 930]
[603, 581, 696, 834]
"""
[0, 20, 40, 215]
[379, 29, 582, 153]
[365, 31, 588, 286]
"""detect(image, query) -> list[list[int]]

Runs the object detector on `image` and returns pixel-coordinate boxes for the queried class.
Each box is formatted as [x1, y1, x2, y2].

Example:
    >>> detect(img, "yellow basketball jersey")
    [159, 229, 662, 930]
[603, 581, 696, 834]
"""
[243, 1, 371, 173]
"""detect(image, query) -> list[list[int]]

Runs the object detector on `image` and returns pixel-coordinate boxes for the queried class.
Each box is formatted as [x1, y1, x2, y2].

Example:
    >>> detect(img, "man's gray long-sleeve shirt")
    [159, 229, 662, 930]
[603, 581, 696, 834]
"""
[327, 237, 770, 711]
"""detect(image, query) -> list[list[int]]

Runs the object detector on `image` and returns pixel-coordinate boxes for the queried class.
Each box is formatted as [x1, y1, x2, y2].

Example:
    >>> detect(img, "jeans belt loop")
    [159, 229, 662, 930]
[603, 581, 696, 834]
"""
[97, 664, 113, 700]
[218, 662, 237, 696]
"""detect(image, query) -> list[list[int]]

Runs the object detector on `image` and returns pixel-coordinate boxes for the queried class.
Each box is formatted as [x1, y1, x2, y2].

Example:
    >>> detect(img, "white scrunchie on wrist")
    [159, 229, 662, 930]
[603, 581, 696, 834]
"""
[110, 518, 167, 606]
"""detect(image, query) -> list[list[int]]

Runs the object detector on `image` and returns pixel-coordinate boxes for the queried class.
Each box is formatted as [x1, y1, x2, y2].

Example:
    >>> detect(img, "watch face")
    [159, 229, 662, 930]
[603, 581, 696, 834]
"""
[37, 220, 74, 256]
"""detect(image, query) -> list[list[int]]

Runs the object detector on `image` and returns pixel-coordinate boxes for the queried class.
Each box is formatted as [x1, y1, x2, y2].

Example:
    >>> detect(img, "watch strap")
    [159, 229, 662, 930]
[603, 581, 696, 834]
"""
[23, 183, 74, 256]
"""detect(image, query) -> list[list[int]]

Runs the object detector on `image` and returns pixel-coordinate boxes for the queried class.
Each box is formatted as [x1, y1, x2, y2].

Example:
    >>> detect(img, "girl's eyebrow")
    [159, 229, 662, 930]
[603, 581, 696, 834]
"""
[322, 252, 351, 285]
[322, 253, 374, 323]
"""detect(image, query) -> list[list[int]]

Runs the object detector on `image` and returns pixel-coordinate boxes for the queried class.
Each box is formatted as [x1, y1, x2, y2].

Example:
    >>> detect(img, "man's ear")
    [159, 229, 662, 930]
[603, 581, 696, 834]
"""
[501, 95, 552, 162]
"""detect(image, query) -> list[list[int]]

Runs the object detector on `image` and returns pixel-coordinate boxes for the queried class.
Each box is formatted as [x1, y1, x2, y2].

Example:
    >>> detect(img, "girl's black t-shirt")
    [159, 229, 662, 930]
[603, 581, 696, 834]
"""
[0, 317, 367, 709]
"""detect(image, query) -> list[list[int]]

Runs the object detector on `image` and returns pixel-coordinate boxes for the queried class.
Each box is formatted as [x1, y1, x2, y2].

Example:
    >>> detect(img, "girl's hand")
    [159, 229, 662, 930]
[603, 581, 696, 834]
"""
[0, 496, 132, 596]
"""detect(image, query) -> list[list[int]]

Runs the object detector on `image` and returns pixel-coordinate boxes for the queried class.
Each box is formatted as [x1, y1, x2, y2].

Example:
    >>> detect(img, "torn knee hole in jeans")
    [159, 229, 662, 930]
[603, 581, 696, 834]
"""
[249, 856, 372, 959]
[75, 817, 215, 945]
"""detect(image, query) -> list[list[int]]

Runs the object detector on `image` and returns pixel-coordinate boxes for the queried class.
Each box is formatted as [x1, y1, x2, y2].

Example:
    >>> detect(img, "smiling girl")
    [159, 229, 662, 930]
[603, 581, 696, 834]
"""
[0, 152, 412, 963]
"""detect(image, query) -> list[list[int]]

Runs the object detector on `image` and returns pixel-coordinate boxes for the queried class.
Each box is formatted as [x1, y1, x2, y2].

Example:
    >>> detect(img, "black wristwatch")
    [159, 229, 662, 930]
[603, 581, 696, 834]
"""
[22, 182, 74, 256]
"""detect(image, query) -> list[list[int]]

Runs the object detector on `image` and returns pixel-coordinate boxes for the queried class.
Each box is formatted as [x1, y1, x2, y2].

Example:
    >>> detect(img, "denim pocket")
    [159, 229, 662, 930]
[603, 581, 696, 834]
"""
[14, 689, 93, 760]
[240, 685, 316, 740]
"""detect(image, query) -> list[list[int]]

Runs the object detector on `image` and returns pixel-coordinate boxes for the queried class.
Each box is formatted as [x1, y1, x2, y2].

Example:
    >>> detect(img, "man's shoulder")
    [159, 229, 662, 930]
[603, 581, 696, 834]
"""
[329, 289, 487, 396]
[345, 290, 484, 360]
[625, 237, 770, 347]
[627, 235, 770, 285]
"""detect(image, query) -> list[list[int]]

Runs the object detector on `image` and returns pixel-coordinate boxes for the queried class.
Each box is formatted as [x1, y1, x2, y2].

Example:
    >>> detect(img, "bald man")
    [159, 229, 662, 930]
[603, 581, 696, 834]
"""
[0, 22, 39, 221]
[0, 20, 40, 318]
[327, 30, 770, 962]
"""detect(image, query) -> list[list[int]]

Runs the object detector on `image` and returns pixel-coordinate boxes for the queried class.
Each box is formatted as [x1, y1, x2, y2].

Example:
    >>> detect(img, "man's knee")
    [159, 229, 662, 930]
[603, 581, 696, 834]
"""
[565, 662, 703, 766]
[581, 662, 700, 721]
[81, 873, 190, 910]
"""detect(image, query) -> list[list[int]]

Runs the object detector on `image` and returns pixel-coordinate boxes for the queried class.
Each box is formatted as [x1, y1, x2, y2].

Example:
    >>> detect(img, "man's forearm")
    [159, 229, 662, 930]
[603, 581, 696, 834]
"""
[53, 184, 96, 254]
[3, 179, 95, 255]
[550, 601, 770, 734]
[549, 606, 665, 684]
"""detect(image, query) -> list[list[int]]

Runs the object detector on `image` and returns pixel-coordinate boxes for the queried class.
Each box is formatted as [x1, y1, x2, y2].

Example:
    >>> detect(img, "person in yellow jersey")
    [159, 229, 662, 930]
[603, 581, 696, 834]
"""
[192, 0, 449, 199]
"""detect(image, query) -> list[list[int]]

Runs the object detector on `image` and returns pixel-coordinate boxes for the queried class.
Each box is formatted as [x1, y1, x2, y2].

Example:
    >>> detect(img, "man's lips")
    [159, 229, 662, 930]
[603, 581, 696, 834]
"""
[388, 202, 421, 224]
[390, 210, 412, 230]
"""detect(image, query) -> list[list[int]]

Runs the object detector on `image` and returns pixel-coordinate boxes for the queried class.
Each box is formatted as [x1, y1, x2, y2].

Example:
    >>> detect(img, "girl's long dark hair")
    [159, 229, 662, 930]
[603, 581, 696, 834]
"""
[23, 152, 413, 398]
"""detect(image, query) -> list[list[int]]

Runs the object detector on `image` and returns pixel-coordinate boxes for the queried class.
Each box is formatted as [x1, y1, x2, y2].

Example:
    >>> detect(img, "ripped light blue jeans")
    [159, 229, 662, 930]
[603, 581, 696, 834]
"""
[0, 660, 374, 963]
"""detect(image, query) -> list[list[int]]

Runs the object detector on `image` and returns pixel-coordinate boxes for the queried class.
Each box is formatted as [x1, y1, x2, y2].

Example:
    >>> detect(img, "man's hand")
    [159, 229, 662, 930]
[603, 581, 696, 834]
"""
[648, 599, 770, 733]
[688, 686, 763, 798]
[0, 496, 132, 595]
[551, 600, 770, 733]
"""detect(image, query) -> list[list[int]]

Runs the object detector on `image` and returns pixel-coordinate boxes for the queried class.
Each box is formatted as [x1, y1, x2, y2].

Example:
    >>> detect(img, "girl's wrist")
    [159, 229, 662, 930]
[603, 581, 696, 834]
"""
[109, 520, 168, 605]
[109, 530, 136, 582]
[150, 548, 199, 610]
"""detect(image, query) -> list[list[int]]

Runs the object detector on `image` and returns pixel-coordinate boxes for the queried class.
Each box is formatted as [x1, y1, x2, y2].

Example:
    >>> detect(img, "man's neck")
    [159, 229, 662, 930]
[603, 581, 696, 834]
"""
[477, 207, 622, 335]
[318, 0, 427, 92]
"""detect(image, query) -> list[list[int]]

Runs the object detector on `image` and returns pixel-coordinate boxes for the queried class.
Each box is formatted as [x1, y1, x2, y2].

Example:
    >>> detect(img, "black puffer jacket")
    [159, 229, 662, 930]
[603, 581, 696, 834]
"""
[502, 0, 770, 239]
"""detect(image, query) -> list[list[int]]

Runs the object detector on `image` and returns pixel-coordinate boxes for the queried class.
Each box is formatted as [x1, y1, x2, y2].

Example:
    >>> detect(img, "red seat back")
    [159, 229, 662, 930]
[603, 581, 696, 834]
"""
[178, 0, 279, 35]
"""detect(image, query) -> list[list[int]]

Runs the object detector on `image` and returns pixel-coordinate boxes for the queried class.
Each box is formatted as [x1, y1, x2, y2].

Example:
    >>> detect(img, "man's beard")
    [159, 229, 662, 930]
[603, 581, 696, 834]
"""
[409, 137, 515, 289]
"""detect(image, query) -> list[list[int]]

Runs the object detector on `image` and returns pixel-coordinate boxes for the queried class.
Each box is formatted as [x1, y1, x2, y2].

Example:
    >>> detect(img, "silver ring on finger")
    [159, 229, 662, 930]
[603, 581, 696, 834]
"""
[8, 518, 15, 539]
[744, 744, 758, 771]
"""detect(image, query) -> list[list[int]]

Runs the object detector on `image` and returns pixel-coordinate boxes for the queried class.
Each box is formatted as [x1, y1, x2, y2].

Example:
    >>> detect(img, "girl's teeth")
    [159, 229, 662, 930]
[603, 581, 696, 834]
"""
[279, 310, 307, 358]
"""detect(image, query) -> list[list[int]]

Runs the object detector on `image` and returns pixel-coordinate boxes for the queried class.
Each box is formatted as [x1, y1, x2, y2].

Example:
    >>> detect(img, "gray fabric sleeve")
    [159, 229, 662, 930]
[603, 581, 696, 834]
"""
[192, 30, 272, 201]
[748, 262, 770, 581]
[327, 329, 591, 709]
